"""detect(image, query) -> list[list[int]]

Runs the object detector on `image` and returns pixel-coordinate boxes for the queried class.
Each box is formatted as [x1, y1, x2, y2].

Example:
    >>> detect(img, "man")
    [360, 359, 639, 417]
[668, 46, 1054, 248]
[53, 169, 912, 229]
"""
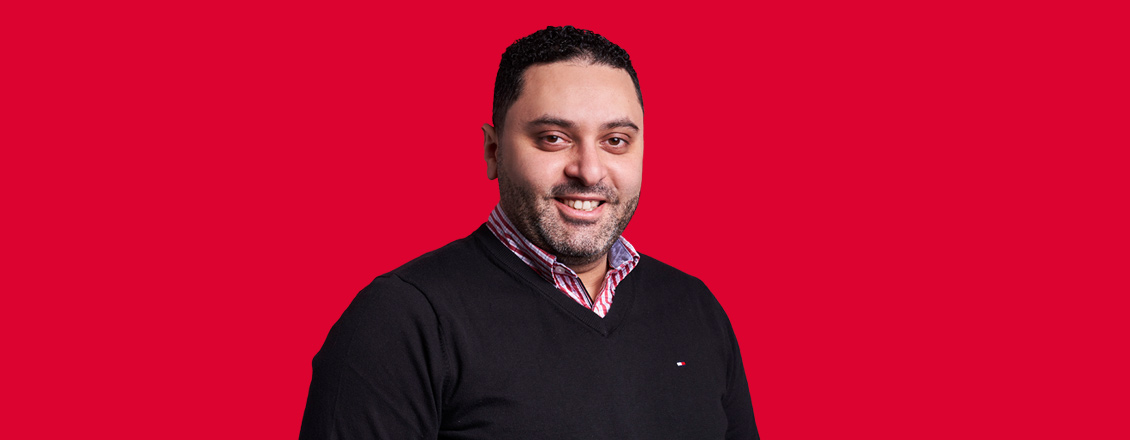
[300, 26, 758, 439]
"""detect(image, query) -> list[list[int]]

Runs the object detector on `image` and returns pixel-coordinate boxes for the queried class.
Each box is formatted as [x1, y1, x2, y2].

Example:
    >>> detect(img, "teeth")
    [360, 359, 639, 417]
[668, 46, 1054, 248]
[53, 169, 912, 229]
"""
[564, 199, 600, 211]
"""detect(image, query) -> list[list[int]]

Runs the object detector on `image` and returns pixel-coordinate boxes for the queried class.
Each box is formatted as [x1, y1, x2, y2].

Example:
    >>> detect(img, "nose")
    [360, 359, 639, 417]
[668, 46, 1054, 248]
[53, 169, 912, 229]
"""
[564, 141, 607, 187]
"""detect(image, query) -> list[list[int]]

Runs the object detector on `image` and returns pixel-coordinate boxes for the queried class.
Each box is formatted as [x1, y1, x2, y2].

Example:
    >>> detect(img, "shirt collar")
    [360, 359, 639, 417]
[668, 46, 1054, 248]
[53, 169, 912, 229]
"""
[485, 204, 639, 281]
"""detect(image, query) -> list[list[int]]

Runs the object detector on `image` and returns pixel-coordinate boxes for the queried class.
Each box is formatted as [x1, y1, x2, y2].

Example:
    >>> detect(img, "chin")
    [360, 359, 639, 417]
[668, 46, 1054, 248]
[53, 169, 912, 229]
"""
[539, 224, 617, 261]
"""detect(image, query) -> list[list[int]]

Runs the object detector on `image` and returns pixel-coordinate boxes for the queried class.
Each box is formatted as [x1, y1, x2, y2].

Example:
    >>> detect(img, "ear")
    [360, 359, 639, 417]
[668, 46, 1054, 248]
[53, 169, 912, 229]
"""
[482, 123, 499, 180]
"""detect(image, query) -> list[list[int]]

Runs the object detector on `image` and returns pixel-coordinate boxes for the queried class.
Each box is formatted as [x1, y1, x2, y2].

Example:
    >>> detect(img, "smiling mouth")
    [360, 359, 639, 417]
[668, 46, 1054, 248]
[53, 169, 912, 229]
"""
[556, 198, 606, 212]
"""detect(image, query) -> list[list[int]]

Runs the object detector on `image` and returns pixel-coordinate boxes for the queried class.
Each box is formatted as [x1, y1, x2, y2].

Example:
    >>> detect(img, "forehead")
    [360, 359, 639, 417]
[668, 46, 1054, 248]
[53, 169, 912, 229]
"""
[507, 61, 643, 129]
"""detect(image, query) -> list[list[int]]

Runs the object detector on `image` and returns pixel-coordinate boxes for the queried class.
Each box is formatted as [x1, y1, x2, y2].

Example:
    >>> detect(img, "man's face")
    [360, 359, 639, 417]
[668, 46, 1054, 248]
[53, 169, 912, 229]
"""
[486, 61, 644, 267]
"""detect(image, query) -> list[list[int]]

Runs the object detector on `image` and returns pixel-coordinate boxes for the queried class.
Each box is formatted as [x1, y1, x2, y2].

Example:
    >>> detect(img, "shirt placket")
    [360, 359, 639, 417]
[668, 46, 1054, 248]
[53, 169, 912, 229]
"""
[552, 264, 593, 309]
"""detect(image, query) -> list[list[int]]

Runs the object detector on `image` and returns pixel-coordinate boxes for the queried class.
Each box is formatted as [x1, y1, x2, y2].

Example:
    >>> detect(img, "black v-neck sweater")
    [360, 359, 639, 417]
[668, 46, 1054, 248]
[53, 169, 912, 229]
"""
[300, 225, 758, 439]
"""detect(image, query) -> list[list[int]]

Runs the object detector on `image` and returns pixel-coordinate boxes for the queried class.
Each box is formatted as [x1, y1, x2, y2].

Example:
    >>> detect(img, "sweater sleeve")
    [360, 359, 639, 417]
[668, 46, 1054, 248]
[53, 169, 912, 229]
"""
[299, 275, 447, 440]
[720, 303, 760, 440]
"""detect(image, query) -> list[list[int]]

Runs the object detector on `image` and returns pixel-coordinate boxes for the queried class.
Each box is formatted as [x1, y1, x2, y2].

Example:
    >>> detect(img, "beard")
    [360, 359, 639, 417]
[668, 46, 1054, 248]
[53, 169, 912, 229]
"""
[498, 173, 639, 267]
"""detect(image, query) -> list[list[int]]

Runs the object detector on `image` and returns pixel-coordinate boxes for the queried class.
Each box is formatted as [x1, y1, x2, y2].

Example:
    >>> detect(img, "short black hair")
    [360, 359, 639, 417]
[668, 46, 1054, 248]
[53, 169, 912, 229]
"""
[492, 26, 643, 132]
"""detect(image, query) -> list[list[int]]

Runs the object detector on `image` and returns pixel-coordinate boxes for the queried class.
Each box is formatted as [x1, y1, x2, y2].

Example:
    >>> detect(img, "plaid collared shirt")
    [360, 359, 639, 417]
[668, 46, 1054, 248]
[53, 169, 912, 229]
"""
[485, 204, 641, 318]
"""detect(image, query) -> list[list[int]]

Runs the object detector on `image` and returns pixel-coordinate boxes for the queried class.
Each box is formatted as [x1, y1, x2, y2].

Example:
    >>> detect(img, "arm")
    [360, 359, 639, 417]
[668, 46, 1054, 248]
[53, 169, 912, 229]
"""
[299, 275, 447, 440]
[721, 309, 760, 439]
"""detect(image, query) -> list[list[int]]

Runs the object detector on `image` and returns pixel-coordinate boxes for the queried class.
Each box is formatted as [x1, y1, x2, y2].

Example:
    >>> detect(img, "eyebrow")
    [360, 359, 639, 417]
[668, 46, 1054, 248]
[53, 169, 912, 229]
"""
[528, 116, 576, 129]
[600, 118, 640, 132]
[527, 116, 640, 133]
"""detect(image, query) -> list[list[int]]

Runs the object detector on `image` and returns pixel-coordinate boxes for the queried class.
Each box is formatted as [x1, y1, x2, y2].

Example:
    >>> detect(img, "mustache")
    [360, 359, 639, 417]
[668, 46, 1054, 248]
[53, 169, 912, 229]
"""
[550, 182, 617, 203]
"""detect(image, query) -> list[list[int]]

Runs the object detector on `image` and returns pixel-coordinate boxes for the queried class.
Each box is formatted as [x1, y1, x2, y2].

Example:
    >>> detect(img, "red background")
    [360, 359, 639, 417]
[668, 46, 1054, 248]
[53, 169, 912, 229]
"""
[3, 1, 1127, 438]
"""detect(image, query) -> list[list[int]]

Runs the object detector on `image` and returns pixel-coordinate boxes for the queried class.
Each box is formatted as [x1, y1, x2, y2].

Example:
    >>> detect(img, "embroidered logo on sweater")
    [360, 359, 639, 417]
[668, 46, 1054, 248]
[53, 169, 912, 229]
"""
[676, 361, 686, 366]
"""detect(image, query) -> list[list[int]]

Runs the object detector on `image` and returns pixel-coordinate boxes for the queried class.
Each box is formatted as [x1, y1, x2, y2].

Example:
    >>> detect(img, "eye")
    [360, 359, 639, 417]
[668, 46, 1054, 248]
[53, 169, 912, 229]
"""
[604, 137, 630, 150]
[538, 134, 570, 149]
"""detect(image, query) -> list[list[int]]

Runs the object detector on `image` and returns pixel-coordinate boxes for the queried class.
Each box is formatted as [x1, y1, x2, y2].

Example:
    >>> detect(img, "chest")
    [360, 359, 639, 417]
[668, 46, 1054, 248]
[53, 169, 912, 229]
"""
[438, 306, 731, 439]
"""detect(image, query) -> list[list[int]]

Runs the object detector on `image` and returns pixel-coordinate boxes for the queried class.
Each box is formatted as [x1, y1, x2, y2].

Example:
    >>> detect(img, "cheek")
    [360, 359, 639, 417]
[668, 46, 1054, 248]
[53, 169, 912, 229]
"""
[608, 160, 644, 192]
[508, 153, 565, 186]
[500, 157, 554, 193]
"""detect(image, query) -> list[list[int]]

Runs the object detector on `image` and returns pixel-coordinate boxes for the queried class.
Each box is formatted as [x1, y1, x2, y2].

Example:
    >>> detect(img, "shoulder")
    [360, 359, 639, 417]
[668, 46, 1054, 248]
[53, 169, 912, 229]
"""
[634, 253, 713, 295]
[334, 229, 485, 322]
[382, 227, 497, 290]
[635, 253, 705, 284]
[631, 252, 729, 314]
[334, 274, 439, 338]
[353, 226, 511, 312]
